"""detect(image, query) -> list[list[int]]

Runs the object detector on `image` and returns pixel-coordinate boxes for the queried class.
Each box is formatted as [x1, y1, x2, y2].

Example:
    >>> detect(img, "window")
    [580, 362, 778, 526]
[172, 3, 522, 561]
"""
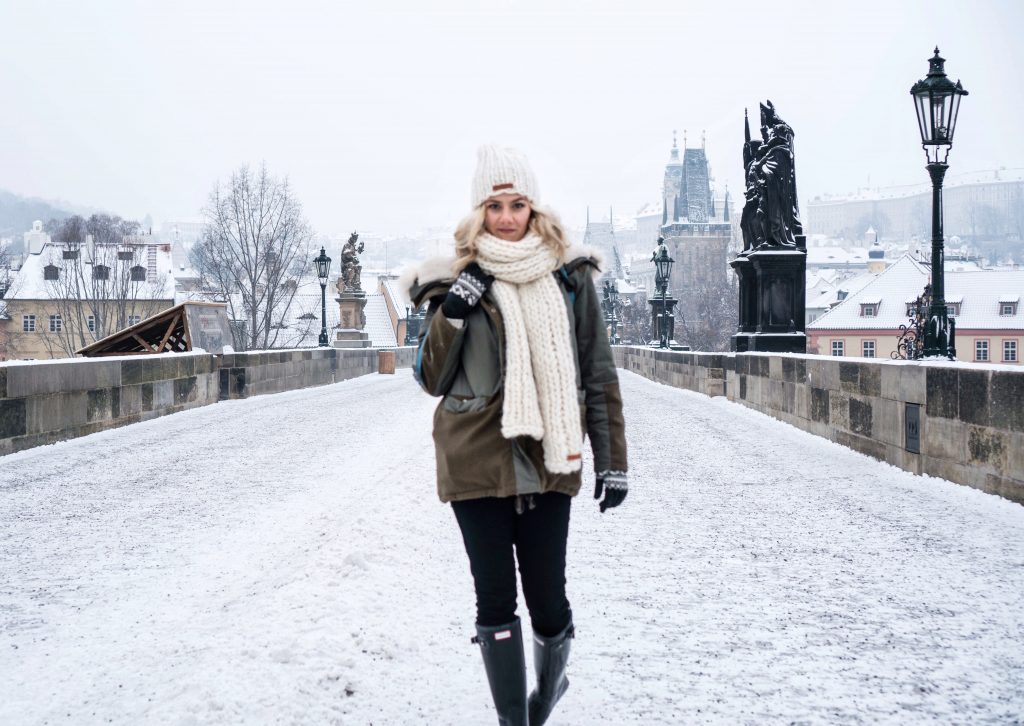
[831, 340, 845, 357]
[128, 315, 141, 326]
[862, 340, 876, 358]
[860, 304, 877, 317]
[63, 249, 79, 260]
[49, 314, 62, 332]
[117, 249, 134, 261]
[130, 265, 146, 282]
[22, 314, 36, 332]
[92, 265, 110, 281]
[975, 339, 989, 362]
[947, 303, 961, 318]
[87, 315, 96, 333]
[44, 265, 59, 281]
[1001, 303, 1018, 316]
[1004, 340, 1018, 363]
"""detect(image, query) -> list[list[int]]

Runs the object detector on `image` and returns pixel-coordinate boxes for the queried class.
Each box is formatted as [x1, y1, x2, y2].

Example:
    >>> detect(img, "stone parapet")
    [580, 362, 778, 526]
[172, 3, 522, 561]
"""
[613, 346, 1024, 504]
[0, 346, 417, 455]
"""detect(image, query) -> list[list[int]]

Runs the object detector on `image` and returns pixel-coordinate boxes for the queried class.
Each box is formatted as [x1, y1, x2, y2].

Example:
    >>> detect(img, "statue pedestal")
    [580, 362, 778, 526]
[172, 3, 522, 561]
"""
[334, 291, 372, 349]
[731, 238, 806, 354]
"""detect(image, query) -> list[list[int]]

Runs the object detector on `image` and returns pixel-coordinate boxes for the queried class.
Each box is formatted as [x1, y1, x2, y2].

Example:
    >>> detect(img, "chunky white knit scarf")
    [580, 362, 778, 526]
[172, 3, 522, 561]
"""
[475, 233, 582, 474]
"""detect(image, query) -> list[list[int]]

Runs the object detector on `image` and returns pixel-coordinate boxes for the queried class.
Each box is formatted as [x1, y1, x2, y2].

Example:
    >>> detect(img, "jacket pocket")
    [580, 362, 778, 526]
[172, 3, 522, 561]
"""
[432, 393, 511, 500]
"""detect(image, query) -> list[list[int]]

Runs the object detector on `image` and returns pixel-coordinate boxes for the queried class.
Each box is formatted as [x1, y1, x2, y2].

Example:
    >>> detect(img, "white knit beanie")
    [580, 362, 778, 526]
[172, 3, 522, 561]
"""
[471, 145, 540, 209]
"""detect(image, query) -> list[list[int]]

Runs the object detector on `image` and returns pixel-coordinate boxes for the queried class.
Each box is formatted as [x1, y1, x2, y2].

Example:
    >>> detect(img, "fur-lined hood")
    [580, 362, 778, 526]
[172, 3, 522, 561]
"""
[398, 243, 606, 308]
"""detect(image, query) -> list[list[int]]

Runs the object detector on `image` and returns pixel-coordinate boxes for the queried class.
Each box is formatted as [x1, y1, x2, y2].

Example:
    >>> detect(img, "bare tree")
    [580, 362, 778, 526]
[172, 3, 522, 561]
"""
[617, 292, 653, 345]
[192, 163, 315, 351]
[676, 273, 738, 352]
[38, 214, 170, 357]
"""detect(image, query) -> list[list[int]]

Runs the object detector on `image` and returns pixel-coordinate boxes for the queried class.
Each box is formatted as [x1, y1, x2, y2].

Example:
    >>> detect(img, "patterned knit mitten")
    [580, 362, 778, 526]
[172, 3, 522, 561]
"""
[441, 262, 494, 320]
[594, 470, 628, 513]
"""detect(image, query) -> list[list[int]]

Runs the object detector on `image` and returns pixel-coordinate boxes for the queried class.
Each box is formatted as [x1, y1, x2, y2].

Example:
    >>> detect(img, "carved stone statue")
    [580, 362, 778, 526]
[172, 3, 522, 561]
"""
[740, 102, 803, 250]
[340, 231, 364, 293]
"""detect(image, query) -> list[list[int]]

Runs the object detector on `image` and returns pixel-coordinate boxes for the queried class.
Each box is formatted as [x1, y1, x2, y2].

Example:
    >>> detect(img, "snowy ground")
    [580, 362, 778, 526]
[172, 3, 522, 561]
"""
[2, 369, 1023, 725]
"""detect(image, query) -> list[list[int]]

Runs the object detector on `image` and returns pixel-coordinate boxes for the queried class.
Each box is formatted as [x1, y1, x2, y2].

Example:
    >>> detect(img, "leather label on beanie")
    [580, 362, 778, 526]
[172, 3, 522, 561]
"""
[567, 453, 581, 461]
[492, 183, 514, 192]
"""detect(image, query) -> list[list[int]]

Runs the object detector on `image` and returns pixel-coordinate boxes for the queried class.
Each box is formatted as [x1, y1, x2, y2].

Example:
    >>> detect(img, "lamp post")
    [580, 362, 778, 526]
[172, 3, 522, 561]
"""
[651, 237, 675, 349]
[313, 246, 332, 347]
[911, 47, 967, 360]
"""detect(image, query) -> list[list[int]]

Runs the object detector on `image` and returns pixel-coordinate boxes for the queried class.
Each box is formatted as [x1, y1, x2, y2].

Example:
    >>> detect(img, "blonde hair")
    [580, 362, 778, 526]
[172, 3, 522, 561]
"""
[452, 202, 570, 274]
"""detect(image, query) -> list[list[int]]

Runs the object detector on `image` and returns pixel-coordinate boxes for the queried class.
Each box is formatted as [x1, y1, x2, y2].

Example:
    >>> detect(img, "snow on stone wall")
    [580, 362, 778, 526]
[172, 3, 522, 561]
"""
[614, 346, 1024, 504]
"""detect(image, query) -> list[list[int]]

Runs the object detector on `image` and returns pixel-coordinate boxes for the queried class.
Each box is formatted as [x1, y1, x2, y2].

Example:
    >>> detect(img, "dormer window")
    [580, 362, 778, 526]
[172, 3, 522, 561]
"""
[946, 303, 961, 318]
[130, 265, 146, 282]
[44, 264, 59, 281]
[999, 296, 1019, 316]
[859, 298, 881, 318]
[93, 264, 110, 281]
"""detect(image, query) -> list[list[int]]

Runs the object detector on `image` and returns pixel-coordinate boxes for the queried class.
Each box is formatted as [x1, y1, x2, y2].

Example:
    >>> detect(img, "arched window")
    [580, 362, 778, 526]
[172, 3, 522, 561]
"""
[93, 265, 110, 281]
[130, 265, 146, 282]
[44, 265, 59, 281]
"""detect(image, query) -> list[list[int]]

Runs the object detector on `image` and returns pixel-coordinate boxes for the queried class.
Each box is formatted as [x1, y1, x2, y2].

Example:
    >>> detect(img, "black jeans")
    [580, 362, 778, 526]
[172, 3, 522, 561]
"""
[452, 492, 572, 638]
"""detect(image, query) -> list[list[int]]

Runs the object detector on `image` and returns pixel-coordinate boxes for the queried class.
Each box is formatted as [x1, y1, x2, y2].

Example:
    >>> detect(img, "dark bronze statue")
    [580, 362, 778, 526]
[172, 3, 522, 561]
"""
[340, 231, 364, 293]
[739, 101, 803, 251]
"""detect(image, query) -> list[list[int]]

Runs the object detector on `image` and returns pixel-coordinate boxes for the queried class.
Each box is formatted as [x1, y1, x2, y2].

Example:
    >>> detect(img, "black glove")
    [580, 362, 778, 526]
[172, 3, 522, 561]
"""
[441, 262, 494, 320]
[594, 470, 628, 513]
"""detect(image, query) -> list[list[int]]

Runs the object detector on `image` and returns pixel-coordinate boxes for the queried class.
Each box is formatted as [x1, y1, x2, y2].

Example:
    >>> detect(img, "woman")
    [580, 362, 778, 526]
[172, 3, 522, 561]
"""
[402, 145, 628, 725]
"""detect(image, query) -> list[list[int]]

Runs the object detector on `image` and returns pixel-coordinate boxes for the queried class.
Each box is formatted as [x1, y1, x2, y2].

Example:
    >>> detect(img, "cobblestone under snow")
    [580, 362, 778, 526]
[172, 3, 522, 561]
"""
[1, 369, 1022, 724]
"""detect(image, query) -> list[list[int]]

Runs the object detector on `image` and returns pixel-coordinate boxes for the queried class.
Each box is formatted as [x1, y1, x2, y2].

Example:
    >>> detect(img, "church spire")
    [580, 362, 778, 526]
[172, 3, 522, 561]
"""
[669, 130, 679, 162]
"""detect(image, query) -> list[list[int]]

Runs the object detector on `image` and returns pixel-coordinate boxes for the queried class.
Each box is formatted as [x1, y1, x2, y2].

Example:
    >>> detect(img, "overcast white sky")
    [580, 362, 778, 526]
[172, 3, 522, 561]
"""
[1, 0, 1021, 237]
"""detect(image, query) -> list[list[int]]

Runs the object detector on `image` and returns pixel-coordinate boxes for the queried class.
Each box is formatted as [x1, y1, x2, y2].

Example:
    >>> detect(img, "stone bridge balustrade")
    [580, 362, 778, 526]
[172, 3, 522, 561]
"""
[0, 347, 417, 456]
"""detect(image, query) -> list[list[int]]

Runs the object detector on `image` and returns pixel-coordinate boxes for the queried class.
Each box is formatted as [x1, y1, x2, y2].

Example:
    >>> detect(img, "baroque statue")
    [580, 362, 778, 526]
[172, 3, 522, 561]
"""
[340, 231, 364, 293]
[740, 101, 803, 251]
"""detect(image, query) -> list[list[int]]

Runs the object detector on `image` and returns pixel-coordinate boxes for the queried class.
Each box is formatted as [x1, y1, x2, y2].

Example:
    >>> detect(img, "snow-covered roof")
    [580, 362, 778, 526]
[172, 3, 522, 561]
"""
[8, 241, 176, 300]
[363, 293, 398, 348]
[806, 246, 870, 267]
[806, 270, 877, 311]
[635, 201, 663, 218]
[808, 254, 1024, 330]
[381, 277, 407, 315]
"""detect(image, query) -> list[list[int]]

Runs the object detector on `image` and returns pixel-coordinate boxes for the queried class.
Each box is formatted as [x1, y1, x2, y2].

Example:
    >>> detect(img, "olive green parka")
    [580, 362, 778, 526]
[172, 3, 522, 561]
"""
[404, 244, 628, 503]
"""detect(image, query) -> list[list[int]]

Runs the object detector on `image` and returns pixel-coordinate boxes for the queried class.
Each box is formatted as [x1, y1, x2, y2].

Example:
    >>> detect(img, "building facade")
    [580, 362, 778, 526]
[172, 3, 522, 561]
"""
[807, 255, 1024, 364]
[0, 236, 175, 360]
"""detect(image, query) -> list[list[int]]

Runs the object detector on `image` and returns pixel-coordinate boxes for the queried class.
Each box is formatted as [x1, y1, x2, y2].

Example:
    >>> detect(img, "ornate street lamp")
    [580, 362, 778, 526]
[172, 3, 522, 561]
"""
[651, 237, 675, 349]
[313, 246, 332, 347]
[910, 47, 967, 359]
[404, 304, 425, 345]
[601, 280, 621, 345]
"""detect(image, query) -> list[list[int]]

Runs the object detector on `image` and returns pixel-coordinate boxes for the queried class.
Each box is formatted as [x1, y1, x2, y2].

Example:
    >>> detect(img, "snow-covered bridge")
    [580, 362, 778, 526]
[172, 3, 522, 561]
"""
[2, 369, 1023, 724]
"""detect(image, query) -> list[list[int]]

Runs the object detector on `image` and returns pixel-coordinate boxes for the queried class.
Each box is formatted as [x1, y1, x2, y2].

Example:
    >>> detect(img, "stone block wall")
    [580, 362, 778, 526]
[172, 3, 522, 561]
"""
[0, 346, 418, 455]
[614, 346, 1024, 505]
[0, 352, 219, 456]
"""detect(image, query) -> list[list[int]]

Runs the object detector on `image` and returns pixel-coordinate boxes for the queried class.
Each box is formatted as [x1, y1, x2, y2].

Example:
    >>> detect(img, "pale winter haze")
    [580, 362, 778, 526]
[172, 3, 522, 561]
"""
[1, 0, 1022, 235]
